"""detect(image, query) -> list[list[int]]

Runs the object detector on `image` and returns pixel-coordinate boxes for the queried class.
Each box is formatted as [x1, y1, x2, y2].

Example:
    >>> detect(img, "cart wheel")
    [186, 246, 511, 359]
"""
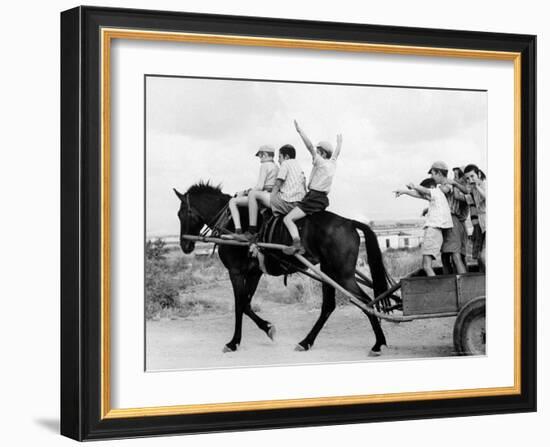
[453, 296, 486, 355]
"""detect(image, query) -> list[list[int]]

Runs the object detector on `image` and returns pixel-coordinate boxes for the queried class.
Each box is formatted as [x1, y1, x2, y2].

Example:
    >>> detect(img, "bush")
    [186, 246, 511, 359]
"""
[146, 238, 169, 261]
[145, 238, 183, 320]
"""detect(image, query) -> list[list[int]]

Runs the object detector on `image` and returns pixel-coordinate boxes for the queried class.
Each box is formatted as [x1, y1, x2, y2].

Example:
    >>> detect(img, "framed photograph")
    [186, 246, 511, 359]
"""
[61, 6, 536, 441]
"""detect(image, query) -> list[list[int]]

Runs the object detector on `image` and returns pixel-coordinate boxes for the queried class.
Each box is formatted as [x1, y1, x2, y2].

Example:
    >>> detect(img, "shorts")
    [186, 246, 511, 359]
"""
[442, 215, 467, 255]
[422, 227, 444, 258]
[270, 192, 299, 216]
[472, 224, 486, 259]
[296, 190, 329, 215]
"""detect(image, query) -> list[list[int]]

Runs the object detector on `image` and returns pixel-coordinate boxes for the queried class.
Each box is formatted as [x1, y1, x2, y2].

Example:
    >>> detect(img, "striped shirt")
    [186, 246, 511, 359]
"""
[445, 182, 470, 221]
[277, 159, 307, 202]
[425, 186, 453, 229]
[471, 180, 487, 232]
[254, 160, 278, 191]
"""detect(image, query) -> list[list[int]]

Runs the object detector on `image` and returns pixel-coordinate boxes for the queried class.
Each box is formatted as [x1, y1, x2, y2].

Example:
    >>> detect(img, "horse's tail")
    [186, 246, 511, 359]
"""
[352, 220, 389, 300]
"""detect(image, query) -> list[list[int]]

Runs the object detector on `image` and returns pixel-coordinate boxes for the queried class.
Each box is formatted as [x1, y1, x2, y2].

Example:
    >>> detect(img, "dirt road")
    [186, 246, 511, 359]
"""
[146, 290, 456, 371]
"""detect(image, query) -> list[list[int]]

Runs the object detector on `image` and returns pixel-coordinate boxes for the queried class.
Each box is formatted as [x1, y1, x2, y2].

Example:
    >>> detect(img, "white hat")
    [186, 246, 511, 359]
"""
[428, 161, 449, 173]
[316, 141, 334, 156]
[255, 145, 275, 156]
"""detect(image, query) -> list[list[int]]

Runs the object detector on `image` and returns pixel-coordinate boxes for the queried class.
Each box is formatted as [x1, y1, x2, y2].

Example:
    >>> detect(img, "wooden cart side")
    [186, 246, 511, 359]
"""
[402, 273, 486, 317]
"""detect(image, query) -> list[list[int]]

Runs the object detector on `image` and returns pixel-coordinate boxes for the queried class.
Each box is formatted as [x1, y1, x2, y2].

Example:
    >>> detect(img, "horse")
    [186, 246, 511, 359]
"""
[174, 181, 390, 355]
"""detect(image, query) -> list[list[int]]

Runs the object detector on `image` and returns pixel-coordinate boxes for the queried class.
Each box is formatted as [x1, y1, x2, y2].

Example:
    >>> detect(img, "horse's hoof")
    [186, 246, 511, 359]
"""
[222, 344, 238, 353]
[369, 345, 386, 357]
[267, 325, 276, 341]
[295, 344, 306, 352]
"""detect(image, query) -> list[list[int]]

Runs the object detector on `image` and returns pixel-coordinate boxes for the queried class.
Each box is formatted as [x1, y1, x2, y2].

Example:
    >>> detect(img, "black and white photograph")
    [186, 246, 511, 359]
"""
[145, 75, 488, 371]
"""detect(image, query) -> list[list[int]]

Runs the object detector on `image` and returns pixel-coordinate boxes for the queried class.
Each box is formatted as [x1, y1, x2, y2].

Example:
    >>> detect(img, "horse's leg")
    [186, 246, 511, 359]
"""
[340, 277, 387, 355]
[296, 268, 336, 351]
[243, 270, 276, 340]
[224, 271, 247, 352]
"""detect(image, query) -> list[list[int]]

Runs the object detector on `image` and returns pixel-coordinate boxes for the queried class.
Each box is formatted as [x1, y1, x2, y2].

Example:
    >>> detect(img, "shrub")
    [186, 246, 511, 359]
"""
[145, 238, 182, 320]
[146, 238, 169, 261]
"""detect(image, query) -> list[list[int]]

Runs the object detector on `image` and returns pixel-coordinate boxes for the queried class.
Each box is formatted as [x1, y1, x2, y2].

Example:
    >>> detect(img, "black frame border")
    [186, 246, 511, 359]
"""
[61, 6, 536, 441]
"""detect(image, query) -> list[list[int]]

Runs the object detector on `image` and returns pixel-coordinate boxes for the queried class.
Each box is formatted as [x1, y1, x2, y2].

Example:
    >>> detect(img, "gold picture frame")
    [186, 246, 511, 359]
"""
[61, 6, 536, 440]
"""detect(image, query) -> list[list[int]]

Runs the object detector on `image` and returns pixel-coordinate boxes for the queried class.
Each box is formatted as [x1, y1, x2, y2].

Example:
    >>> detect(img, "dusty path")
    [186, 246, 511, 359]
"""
[146, 290, 456, 371]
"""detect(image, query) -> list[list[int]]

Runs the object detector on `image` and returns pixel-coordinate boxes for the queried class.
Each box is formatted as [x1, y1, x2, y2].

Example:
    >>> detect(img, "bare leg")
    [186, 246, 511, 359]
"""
[248, 190, 271, 227]
[282, 207, 307, 254]
[452, 252, 467, 274]
[228, 196, 248, 231]
[423, 255, 435, 276]
[461, 254, 468, 271]
[283, 207, 306, 240]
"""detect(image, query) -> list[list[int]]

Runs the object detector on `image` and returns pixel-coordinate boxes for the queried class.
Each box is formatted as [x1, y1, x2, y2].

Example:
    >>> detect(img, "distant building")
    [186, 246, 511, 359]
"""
[369, 219, 424, 251]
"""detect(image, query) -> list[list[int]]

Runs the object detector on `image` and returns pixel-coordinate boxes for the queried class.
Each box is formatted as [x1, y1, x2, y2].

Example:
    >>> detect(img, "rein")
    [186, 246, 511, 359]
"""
[183, 193, 230, 239]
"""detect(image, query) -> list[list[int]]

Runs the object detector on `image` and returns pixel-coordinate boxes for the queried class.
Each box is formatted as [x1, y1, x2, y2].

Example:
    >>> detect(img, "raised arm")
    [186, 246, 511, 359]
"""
[451, 183, 468, 202]
[331, 134, 343, 160]
[394, 189, 428, 200]
[407, 182, 433, 197]
[294, 120, 315, 157]
[451, 178, 470, 195]
[438, 179, 452, 194]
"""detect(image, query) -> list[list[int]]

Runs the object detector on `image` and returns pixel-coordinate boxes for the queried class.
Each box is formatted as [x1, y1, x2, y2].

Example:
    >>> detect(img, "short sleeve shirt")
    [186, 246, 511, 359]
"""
[424, 186, 453, 229]
[277, 159, 307, 202]
[308, 153, 337, 193]
[254, 161, 279, 191]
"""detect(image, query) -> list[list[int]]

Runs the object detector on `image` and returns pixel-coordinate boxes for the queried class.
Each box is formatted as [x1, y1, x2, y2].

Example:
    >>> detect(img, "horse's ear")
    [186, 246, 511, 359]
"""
[173, 188, 185, 201]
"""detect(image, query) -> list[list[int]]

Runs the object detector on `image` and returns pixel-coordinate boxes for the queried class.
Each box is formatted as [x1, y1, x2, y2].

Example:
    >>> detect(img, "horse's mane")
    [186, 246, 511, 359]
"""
[186, 180, 223, 196]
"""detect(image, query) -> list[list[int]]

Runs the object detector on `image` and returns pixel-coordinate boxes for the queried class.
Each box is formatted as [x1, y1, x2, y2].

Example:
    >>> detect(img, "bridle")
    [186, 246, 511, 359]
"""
[180, 193, 200, 237]
[180, 193, 230, 241]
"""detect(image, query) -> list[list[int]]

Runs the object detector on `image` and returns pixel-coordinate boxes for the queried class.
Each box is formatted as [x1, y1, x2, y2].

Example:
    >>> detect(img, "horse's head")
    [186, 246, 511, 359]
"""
[174, 188, 204, 254]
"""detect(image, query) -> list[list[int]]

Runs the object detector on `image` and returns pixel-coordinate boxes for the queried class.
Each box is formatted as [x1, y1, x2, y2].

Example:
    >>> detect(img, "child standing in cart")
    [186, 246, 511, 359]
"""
[394, 171, 453, 276]
[281, 120, 343, 255]
[464, 164, 487, 272]
[228, 145, 278, 239]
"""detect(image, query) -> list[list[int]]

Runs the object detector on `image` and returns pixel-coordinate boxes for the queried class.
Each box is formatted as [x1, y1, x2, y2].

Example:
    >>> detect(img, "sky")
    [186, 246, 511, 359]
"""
[146, 76, 487, 236]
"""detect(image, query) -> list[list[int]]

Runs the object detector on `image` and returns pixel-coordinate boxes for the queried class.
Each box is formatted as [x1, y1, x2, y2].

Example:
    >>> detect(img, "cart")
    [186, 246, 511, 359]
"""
[181, 234, 486, 356]
[372, 271, 486, 355]
[298, 254, 486, 356]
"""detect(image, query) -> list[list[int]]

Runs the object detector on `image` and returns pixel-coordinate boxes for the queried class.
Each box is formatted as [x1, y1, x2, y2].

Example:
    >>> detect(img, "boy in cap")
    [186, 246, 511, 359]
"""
[245, 144, 307, 239]
[228, 145, 278, 239]
[282, 120, 343, 255]
[394, 176, 453, 276]
[427, 161, 467, 274]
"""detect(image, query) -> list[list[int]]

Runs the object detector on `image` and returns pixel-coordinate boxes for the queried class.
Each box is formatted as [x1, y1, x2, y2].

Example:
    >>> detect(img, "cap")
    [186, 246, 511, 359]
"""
[428, 161, 449, 173]
[452, 165, 466, 174]
[255, 145, 275, 156]
[316, 141, 334, 157]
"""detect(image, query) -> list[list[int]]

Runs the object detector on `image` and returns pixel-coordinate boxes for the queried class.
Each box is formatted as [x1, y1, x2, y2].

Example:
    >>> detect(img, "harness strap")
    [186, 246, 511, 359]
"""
[267, 216, 279, 244]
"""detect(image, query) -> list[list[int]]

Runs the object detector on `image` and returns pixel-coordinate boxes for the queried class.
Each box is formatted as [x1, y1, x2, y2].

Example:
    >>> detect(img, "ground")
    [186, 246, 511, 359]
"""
[146, 280, 456, 371]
